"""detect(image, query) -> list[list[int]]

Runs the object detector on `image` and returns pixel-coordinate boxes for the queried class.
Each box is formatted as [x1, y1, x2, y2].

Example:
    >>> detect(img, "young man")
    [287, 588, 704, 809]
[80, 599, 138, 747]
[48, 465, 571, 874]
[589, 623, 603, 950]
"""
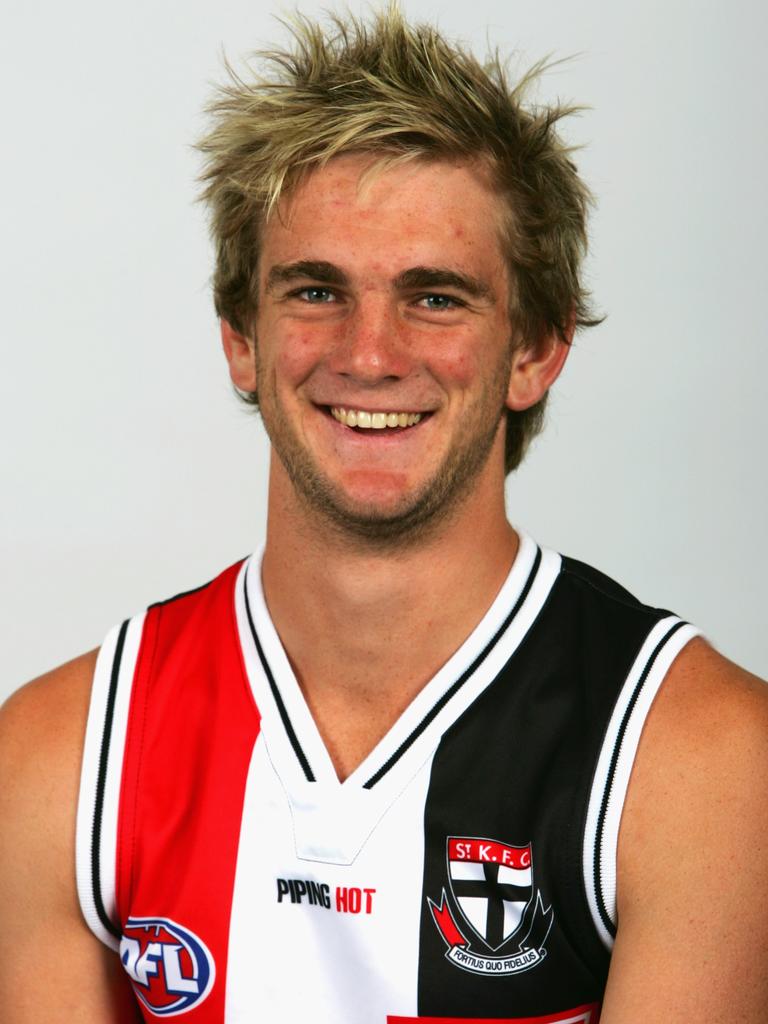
[1, 9, 766, 1023]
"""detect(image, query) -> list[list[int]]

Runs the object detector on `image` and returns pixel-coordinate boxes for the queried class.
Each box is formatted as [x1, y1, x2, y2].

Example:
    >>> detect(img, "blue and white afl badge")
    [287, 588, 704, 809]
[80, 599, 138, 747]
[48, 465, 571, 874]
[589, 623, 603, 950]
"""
[120, 917, 216, 1016]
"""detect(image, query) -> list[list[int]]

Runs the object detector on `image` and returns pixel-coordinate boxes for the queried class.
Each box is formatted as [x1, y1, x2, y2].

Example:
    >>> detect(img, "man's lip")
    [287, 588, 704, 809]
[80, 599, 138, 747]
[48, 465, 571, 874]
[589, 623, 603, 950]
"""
[314, 402, 434, 415]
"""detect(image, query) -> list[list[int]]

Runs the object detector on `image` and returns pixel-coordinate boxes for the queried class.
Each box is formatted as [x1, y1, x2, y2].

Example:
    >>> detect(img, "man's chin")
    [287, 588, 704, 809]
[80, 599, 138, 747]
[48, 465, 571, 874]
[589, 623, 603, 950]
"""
[272, 413, 504, 546]
[305, 490, 437, 544]
[290, 471, 473, 549]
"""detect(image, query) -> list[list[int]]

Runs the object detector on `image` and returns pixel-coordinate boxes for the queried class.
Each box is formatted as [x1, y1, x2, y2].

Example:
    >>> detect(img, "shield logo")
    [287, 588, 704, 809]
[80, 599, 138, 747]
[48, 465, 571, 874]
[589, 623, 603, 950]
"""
[446, 836, 534, 951]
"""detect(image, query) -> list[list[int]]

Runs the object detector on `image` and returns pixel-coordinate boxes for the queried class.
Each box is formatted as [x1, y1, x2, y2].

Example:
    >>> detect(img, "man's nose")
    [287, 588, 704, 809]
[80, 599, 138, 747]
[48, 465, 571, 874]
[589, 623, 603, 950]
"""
[328, 298, 412, 383]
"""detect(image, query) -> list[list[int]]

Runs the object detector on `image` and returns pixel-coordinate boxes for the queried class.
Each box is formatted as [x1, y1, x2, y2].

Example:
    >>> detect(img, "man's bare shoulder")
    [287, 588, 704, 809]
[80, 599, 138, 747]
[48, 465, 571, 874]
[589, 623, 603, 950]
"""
[628, 636, 768, 802]
[619, 635, 768, 884]
[617, 636, 768, 908]
[0, 650, 98, 799]
[603, 638, 768, 1021]
[0, 651, 98, 912]
[657, 634, 766, 711]
[1, 649, 98, 724]
[0, 652, 141, 1020]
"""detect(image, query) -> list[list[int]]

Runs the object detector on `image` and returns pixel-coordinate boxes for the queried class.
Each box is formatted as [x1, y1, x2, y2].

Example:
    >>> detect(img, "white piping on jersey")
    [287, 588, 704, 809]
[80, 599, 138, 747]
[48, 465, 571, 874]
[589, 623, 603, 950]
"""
[582, 617, 700, 950]
[76, 611, 146, 950]
[235, 532, 562, 865]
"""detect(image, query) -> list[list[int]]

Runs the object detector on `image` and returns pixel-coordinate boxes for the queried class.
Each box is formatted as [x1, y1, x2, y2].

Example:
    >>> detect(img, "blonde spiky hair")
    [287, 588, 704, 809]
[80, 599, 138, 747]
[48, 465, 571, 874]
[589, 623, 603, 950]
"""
[197, 5, 600, 472]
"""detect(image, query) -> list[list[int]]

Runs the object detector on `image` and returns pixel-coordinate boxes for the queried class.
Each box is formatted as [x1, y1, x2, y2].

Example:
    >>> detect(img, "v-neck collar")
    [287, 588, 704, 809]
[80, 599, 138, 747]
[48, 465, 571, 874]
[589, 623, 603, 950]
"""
[234, 532, 561, 863]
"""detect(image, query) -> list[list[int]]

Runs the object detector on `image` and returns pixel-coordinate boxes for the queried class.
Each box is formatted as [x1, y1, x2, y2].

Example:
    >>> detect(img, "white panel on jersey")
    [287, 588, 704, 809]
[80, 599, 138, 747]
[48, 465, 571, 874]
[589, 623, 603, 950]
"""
[236, 534, 562, 866]
[226, 737, 432, 1022]
[76, 612, 146, 949]
[280, 777, 407, 865]
[583, 618, 700, 950]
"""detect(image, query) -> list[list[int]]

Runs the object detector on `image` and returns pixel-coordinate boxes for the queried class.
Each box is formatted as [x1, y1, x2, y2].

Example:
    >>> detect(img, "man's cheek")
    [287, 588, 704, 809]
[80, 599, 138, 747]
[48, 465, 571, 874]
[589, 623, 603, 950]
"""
[431, 346, 478, 388]
[275, 330, 332, 382]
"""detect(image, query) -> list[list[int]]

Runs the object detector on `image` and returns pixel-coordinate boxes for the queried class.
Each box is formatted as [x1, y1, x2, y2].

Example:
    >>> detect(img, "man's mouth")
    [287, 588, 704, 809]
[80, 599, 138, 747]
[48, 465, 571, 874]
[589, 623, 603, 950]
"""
[329, 406, 424, 430]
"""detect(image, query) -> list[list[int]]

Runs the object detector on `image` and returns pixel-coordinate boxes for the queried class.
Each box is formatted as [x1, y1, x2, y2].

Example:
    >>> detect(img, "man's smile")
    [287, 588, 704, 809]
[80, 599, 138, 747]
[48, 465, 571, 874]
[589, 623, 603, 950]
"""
[329, 406, 425, 430]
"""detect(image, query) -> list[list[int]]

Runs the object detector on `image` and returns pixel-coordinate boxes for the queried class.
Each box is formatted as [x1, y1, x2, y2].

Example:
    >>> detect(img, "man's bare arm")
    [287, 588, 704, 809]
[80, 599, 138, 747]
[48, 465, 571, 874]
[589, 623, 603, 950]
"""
[602, 638, 768, 1022]
[0, 654, 139, 1022]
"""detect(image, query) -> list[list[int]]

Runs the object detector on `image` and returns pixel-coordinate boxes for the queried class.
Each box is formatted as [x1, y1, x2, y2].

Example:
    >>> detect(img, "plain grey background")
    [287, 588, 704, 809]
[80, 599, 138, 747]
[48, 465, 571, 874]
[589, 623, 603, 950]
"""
[2, 0, 766, 702]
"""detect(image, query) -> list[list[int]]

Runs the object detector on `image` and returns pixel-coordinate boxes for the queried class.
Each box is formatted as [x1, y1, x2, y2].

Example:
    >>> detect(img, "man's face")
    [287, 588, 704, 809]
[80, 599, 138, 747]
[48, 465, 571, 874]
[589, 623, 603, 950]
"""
[252, 154, 515, 543]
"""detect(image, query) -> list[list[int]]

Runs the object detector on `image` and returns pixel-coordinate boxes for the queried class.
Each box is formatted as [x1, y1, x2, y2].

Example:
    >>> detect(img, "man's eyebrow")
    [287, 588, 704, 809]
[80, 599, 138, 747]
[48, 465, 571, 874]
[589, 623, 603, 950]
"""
[265, 260, 349, 292]
[394, 266, 494, 301]
[265, 261, 494, 301]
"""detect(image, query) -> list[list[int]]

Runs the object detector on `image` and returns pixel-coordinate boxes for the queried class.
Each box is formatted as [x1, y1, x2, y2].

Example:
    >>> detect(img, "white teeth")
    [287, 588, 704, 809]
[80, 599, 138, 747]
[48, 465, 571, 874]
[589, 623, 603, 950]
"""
[330, 407, 424, 430]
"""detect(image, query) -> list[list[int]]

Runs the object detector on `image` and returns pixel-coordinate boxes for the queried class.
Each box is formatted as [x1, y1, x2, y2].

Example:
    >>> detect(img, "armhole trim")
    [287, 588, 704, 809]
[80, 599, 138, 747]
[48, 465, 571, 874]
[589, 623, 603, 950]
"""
[583, 616, 700, 950]
[75, 612, 146, 950]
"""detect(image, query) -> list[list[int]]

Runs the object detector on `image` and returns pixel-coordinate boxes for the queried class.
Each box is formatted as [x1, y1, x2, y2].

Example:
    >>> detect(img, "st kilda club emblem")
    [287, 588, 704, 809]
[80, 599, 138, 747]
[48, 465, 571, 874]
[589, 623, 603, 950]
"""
[428, 836, 553, 976]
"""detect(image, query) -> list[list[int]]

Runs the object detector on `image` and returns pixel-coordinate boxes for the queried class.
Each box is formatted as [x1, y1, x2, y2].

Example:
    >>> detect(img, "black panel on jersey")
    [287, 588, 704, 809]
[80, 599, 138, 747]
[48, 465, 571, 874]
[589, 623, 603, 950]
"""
[417, 558, 670, 1018]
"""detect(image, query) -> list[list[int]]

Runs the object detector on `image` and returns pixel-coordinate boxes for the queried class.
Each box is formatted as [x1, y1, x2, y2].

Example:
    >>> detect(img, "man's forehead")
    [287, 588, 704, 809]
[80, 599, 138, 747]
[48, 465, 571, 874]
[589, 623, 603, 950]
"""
[259, 153, 509, 286]
[263, 153, 505, 246]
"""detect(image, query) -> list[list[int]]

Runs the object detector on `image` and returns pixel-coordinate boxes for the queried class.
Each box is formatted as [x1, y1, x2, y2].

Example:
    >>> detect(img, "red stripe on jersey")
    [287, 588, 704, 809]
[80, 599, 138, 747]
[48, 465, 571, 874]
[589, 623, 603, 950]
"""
[388, 1005, 600, 1024]
[116, 562, 260, 1021]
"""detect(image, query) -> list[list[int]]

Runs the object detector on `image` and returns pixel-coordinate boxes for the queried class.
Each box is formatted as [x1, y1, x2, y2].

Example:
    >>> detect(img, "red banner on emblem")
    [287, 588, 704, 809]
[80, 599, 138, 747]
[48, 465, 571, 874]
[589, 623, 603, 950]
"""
[448, 838, 531, 869]
[428, 893, 467, 948]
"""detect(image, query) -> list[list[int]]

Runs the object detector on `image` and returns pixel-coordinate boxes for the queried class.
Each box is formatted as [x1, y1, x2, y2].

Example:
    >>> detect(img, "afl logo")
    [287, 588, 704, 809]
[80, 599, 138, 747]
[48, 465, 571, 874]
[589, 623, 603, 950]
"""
[120, 917, 215, 1016]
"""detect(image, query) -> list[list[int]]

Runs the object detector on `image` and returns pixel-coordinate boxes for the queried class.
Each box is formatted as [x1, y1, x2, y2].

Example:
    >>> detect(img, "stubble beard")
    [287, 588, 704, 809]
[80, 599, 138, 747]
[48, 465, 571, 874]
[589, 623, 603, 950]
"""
[257, 358, 512, 551]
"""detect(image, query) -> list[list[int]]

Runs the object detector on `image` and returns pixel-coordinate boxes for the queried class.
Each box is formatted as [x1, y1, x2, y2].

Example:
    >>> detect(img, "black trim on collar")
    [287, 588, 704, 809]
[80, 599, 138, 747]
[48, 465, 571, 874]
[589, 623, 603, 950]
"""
[244, 563, 316, 783]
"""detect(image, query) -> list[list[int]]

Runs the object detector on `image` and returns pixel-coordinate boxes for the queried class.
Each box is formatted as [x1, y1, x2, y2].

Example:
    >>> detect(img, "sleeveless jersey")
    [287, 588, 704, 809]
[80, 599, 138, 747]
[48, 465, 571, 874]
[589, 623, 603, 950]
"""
[75, 534, 699, 1022]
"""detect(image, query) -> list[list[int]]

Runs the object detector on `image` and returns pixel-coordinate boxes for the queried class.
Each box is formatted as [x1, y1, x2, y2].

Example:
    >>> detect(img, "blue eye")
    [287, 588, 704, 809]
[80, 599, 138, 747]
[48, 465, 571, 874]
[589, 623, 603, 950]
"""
[298, 287, 336, 303]
[419, 294, 460, 310]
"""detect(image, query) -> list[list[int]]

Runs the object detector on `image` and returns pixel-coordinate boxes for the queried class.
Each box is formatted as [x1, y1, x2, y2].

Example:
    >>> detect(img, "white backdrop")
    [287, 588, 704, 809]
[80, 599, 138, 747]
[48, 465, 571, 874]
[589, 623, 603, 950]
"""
[2, 0, 766, 701]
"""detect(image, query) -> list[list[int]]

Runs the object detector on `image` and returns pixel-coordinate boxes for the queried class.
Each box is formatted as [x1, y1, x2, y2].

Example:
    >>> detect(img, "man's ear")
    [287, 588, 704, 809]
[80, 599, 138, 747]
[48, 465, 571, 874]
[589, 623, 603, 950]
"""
[221, 319, 257, 393]
[506, 320, 573, 412]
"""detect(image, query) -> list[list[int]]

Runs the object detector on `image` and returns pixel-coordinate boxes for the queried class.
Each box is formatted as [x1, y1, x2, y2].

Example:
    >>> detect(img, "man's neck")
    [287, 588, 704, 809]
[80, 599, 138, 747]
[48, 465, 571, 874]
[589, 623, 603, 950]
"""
[260, 459, 518, 780]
